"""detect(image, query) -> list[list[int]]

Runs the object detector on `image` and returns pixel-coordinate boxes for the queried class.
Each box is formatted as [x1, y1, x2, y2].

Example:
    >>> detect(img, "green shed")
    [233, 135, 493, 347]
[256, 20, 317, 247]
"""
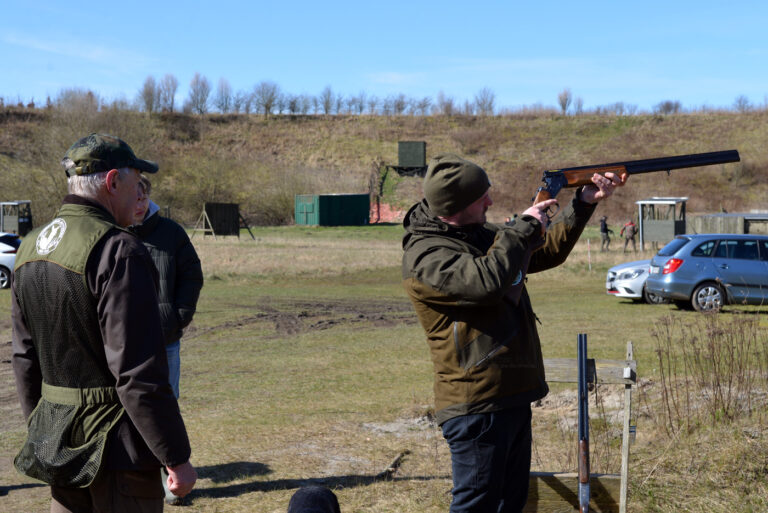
[295, 194, 370, 226]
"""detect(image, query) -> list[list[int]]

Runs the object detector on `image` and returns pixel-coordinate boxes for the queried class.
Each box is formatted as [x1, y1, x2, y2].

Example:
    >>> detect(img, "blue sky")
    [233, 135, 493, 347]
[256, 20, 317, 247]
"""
[2, 0, 767, 112]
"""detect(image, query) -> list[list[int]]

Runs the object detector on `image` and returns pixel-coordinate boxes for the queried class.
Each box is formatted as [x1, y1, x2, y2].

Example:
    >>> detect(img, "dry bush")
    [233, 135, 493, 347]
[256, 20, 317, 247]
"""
[649, 313, 768, 436]
[449, 128, 488, 155]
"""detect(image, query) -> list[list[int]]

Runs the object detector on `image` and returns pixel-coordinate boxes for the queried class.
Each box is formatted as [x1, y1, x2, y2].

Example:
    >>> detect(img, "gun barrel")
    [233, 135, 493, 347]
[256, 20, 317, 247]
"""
[562, 149, 740, 176]
[578, 333, 590, 512]
[577, 334, 589, 441]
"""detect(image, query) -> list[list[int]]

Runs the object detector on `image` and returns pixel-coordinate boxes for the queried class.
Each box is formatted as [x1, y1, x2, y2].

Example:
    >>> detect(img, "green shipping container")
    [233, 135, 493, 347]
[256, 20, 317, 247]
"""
[295, 194, 370, 226]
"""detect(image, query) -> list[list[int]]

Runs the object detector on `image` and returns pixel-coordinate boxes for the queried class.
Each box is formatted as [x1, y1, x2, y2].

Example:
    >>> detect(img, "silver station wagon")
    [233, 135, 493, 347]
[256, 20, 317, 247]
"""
[645, 234, 768, 312]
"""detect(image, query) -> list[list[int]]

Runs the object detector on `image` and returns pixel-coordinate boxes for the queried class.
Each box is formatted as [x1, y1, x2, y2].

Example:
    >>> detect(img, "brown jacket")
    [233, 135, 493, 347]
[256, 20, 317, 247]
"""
[12, 195, 191, 470]
[402, 195, 595, 424]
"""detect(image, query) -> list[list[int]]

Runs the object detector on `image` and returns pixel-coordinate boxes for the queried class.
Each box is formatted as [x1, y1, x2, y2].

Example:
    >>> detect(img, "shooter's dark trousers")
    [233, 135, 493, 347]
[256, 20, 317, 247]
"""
[51, 468, 164, 513]
[441, 405, 532, 513]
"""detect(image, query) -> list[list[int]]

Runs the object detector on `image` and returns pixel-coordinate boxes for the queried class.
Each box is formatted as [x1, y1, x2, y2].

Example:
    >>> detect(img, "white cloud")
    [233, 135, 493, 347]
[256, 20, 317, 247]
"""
[2, 31, 152, 69]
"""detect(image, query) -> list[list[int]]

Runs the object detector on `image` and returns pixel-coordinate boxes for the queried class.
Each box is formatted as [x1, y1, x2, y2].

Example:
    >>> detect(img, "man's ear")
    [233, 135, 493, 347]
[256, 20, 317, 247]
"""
[105, 169, 119, 194]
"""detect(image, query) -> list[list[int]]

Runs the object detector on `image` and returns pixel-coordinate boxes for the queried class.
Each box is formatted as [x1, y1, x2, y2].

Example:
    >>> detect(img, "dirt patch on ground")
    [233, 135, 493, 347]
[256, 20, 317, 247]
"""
[185, 297, 417, 340]
[0, 296, 420, 442]
[362, 415, 438, 439]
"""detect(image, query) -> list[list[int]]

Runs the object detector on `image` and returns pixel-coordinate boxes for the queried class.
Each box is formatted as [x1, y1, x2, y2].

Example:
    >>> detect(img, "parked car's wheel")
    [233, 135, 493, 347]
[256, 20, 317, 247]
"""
[691, 281, 725, 312]
[0, 266, 10, 289]
[643, 285, 668, 305]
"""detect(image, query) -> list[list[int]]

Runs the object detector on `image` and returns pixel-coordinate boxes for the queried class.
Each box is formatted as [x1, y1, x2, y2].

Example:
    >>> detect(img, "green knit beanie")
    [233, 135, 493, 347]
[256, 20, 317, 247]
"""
[423, 154, 491, 217]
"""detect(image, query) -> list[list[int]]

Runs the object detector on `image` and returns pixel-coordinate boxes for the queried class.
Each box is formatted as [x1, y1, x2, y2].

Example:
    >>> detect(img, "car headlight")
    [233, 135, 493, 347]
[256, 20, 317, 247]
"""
[619, 269, 645, 280]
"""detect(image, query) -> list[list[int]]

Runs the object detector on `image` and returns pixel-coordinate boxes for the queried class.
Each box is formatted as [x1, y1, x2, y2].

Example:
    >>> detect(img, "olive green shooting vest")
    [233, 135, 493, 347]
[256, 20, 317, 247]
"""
[13, 204, 126, 488]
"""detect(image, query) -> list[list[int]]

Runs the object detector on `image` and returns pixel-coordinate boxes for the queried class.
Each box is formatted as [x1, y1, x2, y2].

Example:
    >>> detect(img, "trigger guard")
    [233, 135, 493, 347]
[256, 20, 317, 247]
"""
[545, 204, 561, 224]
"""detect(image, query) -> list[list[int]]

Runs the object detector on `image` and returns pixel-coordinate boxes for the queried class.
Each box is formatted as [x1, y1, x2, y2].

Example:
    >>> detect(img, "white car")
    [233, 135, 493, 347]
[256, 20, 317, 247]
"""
[0, 232, 21, 289]
[606, 259, 668, 304]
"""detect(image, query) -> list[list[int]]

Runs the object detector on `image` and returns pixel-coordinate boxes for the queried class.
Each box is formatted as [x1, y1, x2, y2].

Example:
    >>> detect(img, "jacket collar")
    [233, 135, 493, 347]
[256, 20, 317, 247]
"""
[61, 194, 118, 225]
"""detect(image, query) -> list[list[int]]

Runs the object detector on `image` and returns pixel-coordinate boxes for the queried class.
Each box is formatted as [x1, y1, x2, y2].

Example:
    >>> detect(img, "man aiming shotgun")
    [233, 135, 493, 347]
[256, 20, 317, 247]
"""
[402, 154, 623, 512]
[402, 149, 739, 512]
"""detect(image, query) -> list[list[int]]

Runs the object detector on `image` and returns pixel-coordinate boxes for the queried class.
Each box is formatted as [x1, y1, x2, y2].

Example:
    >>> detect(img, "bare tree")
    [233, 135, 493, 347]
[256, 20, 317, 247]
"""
[733, 95, 751, 113]
[56, 88, 100, 113]
[253, 81, 280, 117]
[653, 100, 682, 115]
[366, 95, 379, 115]
[287, 94, 300, 114]
[345, 95, 357, 114]
[320, 86, 334, 114]
[214, 78, 233, 113]
[334, 94, 344, 114]
[435, 91, 455, 115]
[462, 99, 475, 116]
[231, 90, 253, 114]
[557, 88, 572, 115]
[187, 72, 211, 115]
[415, 96, 432, 116]
[381, 96, 394, 116]
[355, 91, 366, 114]
[276, 93, 287, 114]
[474, 87, 495, 116]
[158, 74, 178, 113]
[393, 94, 407, 115]
[138, 76, 158, 116]
[299, 95, 311, 115]
[574, 96, 584, 115]
[232, 90, 246, 113]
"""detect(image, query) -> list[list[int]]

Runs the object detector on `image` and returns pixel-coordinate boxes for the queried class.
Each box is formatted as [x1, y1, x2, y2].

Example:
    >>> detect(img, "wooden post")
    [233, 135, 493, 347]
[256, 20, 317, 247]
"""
[619, 341, 634, 513]
[190, 208, 216, 240]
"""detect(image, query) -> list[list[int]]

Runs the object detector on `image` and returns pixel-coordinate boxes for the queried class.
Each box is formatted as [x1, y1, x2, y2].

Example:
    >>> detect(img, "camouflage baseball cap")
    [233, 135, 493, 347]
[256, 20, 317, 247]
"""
[62, 133, 158, 177]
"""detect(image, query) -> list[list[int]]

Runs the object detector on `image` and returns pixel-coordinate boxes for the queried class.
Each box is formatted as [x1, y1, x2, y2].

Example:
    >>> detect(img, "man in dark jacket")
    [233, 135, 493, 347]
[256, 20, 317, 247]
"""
[401, 154, 624, 512]
[132, 176, 203, 505]
[12, 134, 197, 512]
[600, 215, 613, 252]
[132, 175, 203, 399]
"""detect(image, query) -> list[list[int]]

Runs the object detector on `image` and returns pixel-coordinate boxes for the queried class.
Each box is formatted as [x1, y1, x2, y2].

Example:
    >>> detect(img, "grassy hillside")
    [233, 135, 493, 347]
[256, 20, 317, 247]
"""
[1, 108, 766, 226]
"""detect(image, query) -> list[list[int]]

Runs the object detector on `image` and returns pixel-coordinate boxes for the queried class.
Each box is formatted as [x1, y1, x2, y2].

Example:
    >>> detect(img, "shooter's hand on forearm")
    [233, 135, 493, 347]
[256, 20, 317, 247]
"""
[580, 172, 627, 204]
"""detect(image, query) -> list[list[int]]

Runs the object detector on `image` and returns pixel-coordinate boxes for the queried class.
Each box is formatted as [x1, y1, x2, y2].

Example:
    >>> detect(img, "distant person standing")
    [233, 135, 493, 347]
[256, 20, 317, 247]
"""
[599, 216, 613, 252]
[620, 219, 637, 253]
[131, 175, 203, 505]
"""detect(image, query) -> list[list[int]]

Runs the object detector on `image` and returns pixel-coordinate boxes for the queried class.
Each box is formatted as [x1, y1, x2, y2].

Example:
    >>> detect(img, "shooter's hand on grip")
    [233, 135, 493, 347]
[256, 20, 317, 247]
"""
[522, 199, 558, 236]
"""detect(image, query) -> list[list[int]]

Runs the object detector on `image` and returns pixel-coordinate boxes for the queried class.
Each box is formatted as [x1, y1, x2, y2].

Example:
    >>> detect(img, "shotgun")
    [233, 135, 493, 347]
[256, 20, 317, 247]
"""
[533, 149, 740, 205]
[578, 333, 590, 513]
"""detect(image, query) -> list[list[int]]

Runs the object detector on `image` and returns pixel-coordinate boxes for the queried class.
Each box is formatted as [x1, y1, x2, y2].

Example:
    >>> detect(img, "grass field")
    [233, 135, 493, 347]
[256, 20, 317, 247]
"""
[1, 224, 767, 512]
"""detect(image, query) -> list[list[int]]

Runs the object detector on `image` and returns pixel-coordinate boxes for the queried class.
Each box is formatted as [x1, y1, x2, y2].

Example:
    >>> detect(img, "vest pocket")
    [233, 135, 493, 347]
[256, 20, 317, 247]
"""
[14, 385, 124, 488]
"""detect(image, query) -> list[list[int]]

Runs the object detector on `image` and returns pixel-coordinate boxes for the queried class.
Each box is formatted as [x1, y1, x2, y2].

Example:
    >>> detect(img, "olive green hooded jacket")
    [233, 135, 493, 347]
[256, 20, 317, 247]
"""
[402, 195, 595, 425]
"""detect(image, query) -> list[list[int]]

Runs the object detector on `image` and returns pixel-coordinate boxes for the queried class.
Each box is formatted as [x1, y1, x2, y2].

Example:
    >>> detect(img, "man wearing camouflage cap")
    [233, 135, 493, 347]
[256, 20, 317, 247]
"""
[402, 154, 623, 512]
[12, 134, 197, 512]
